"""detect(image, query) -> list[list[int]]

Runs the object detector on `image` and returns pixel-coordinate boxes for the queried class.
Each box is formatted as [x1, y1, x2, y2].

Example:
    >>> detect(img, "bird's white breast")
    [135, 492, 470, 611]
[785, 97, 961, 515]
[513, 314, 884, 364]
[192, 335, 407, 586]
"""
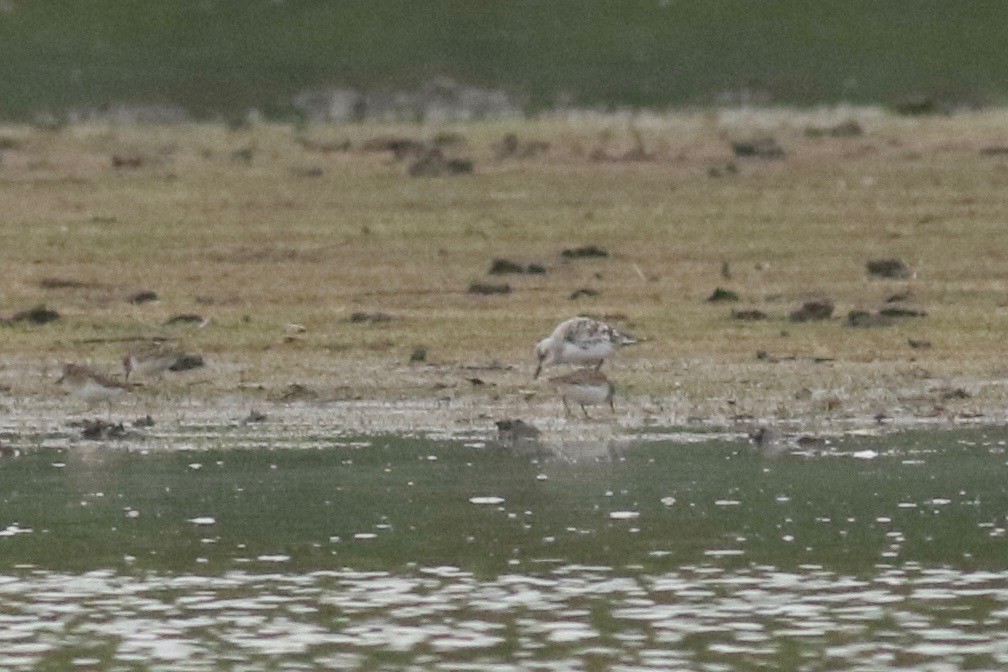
[556, 383, 610, 405]
[559, 339, 614, 364]
[75, 380, 123, 403]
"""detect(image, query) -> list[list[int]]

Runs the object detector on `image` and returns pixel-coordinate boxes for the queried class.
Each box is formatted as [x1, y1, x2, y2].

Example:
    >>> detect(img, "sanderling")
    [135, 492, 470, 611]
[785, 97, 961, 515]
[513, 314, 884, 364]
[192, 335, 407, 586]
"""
[57, 363, 131, 410]
[123, 342, 184, 380]
[534, 316, 637, 378]
[547, 368, 615, 419]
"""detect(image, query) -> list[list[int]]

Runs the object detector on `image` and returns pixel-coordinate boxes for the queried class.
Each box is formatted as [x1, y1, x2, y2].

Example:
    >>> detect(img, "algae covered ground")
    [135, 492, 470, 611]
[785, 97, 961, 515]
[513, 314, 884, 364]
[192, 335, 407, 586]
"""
[2, 109, 1008, 427]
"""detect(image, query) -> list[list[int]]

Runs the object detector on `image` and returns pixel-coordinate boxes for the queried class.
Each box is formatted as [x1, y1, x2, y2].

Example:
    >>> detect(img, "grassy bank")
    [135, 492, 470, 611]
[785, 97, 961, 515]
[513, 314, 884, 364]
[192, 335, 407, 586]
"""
[2, 109, 1008, 424]
[2, 2, 1008, 118]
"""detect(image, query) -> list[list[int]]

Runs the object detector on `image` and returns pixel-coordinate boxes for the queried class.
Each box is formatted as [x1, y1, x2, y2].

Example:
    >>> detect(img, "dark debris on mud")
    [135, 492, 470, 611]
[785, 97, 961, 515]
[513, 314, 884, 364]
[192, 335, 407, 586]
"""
[561, 245, 609, 260]
[77, 419, 142, 441]
[1, 305, 61, 326]
[867, 258, 913, 279]
[468, 282, 511, 295]
[789, 299, 834, 322]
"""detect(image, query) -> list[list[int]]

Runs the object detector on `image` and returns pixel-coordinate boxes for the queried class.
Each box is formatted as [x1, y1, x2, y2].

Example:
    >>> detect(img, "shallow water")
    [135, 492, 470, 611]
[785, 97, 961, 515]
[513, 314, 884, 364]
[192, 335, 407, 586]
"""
[0, 426, 1007, 670]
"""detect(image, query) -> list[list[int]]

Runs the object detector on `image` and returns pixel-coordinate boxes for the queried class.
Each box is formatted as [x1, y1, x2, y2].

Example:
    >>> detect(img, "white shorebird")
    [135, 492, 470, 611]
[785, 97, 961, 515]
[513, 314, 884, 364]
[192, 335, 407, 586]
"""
[57, 363, 132, 411]
[534, 316, 637, 378]
[123, 342, 184, 380]
[548, 369, 615, 419]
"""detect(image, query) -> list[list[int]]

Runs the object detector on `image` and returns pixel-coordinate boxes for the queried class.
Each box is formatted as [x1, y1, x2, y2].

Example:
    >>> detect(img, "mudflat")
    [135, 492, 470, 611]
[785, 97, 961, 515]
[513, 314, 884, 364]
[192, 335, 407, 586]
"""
[2, 109, 1008, 431]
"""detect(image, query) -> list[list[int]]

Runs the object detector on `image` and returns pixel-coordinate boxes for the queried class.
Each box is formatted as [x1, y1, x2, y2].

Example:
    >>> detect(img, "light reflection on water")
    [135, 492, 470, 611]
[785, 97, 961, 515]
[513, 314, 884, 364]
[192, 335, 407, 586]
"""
[2, 565, 1008, 670]
[0, 426, 1007, 669]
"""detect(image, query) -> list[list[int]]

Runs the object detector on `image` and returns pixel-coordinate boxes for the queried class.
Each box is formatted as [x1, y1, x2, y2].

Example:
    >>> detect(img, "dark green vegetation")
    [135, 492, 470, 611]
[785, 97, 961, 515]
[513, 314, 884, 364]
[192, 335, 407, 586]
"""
[2, 1, 1007, 118]
[1, 429, 1006, 574]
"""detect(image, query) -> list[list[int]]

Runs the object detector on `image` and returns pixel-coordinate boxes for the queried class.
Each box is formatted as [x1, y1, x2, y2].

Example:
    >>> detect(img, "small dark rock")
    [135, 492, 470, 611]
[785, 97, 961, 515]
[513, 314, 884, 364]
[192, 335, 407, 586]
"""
[296, 137, 351, 153]
[432, 132, 467, 148]
[111, 154, 144, 169]
[885, 291, 911, 303]
[468, 377, 486, 386]
[133, 415, 155, 428]
[242, 410, 267, 424]
[231, 148, 255, 163]
[168, 354, 204, 371]
[980, 146, 1008, 156]
[278, 383, 319, 401]
[706, 288, 740, 303]
[847, 310, 893, 328]
[867, 258, 912, 279]
[940, 387, 971, 400]
[493, 133, 550, 159]
[468, 282, 511, 295]
[570, 288, 599, 300]
[804, 120, 863, 138]
[163, 314, 203, 326]
[561, 245, 609, 259]
[731, 137, 785, 159]
[81, 419, 131, 441]
[410, 347, 428, 363]
[361, 136, 428, 159]
[3, 305, 61, 326]
[487, 259, 547, 275]
[755, 351, 796, 363]
[408, 148, 473, 177]
[732, 309, 769, 320]
[708, 162, 738, 178]
[38, 277, 90, 289]
[496, 418, 541, 442]
[749, 426, 788, 458]
[892, 96, 942, 117]
[789, 299, 834, 322]
[908, 339, 932, 349]
[349, 311, 393, 324]
[879, 307, 927, 318]
[489, 258, 526, 274]
[128, 290, 159, 304]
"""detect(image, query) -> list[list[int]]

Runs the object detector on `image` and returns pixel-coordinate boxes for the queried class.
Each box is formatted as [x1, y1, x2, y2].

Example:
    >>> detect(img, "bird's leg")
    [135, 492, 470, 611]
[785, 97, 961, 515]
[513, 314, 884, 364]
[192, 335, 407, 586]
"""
[609, 396, 615, 412]
[581, 404, 592, 420]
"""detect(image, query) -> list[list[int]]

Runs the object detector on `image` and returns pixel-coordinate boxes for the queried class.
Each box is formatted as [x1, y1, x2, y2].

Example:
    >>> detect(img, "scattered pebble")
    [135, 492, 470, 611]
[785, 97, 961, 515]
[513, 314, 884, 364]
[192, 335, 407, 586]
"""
[789, 299, 834, 322]
[609, 511, 640, 520]
[128, 290, 158, 304]
[867, 258, 913, 279]
[468, 282, 511, 295]
[706, 287, 739, 303]
[561, 245, 608, 259]
[469, 496, 505, 505]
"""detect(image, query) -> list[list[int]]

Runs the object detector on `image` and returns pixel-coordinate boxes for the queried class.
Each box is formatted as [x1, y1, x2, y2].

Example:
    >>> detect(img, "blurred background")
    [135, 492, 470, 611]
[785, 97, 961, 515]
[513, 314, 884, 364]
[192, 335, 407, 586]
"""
[2, 0, 1006, 120]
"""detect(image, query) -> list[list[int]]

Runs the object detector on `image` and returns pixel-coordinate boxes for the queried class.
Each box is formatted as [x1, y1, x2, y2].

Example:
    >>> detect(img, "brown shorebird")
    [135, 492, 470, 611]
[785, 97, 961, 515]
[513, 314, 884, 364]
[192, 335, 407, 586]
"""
[547, 368, 615, 419]
[57, 363, 131, 415]
[123, 342, 184, 380]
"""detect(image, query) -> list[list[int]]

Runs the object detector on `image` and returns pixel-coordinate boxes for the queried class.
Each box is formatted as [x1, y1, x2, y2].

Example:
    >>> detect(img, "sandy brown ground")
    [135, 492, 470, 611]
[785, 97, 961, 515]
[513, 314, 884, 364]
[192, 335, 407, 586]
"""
[2, 107, 1008, 436]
